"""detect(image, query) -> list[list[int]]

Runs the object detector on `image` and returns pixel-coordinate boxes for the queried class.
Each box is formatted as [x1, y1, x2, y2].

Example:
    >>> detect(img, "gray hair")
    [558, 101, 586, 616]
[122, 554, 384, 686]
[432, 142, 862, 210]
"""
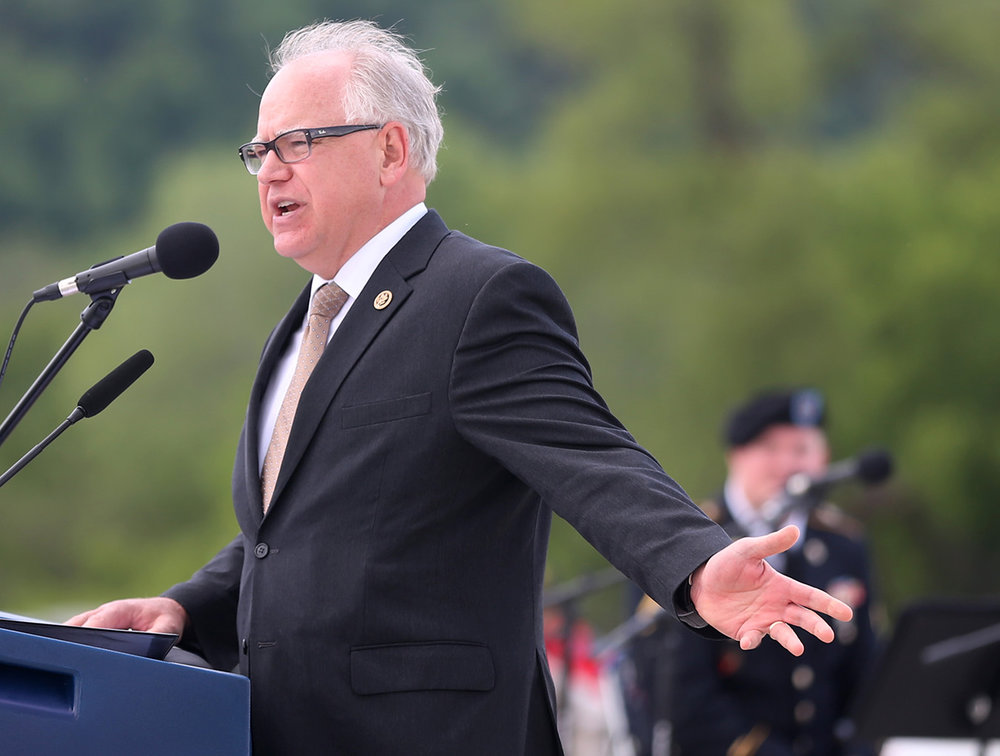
[268, 20, 444, 184]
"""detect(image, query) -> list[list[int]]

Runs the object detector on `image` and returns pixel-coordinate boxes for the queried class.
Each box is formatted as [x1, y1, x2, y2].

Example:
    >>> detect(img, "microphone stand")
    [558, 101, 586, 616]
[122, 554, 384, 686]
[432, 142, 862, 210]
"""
[591, 602, 678, 756]
[591, 605, 669, 657]
[0, 287, 122, 449]
[761, 487, 824, 531]
[0, 410, 82, 488]
[542, 568, 627, 742]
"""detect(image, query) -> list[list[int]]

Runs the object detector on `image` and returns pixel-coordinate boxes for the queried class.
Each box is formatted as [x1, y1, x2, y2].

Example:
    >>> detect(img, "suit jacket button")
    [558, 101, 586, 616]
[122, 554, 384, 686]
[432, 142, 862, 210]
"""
[254, 542, 270, 559]
[242, 638, 249, 654]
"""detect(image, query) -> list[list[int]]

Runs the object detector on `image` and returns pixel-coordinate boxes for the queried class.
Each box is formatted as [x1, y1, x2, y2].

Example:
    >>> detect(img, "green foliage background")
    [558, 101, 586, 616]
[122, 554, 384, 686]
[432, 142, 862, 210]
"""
[1, 0, 998, 632]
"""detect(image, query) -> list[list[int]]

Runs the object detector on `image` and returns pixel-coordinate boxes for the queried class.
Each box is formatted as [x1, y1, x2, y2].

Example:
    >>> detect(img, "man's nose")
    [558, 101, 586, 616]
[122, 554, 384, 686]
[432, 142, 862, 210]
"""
[257, 149, 290, 182]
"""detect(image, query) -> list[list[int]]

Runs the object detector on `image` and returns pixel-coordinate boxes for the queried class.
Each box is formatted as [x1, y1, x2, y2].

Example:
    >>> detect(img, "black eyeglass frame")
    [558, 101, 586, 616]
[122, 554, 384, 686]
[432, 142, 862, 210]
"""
[237, 124, 382, 174]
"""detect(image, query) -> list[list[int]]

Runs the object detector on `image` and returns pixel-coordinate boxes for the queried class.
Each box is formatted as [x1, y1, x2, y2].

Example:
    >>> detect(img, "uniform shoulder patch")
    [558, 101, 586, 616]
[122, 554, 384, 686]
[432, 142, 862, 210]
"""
[810, 502, 865, 539]
[700, 499, 725, 523]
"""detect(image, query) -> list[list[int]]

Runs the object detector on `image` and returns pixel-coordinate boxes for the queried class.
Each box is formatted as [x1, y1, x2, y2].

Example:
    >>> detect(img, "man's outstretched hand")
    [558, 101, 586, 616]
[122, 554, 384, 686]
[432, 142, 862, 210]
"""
[690, 525, 854, 655]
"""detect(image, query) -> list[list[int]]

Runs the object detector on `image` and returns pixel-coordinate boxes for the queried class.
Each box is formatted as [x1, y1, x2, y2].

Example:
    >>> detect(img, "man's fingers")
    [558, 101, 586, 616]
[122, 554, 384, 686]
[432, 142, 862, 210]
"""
[827, 597, 854, 623]
[738, 622, 804, 655]
[766, 621, 805, 656]
[794, 582, 854, 624]
[66, 606, 121, 629]
[64, 610, 93, 627]
[738, 604, 839, 653]
[737, 524, 800, 561]
[739, 629, 765, 651]
[784, 604, 836, 643]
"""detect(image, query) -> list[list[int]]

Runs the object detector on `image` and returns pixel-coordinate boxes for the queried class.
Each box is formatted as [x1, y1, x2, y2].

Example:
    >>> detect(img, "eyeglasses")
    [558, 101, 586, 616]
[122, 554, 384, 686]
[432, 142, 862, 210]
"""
[237, 124, 382, 175]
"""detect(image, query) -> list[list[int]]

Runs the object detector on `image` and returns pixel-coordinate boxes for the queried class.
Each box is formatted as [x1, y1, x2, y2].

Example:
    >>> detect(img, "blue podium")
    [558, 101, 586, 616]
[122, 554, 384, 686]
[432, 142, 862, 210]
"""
[0, 626, 250, 755]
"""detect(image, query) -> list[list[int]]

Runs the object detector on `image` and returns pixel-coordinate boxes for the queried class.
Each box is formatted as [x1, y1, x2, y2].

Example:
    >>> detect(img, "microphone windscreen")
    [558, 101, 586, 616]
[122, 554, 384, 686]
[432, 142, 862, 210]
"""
[857, 448, 893, 484]
[77, 350, 155, 418]
[155, 222, 219, 280]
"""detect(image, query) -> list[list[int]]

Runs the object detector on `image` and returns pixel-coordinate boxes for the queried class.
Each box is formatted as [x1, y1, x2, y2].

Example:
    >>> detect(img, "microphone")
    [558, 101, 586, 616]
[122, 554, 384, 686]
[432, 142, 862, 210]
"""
[72, 349, 155, 421]
[784, 447, 894, 499]
[32, 223, 219, 302]
[0, 350, 154, 489]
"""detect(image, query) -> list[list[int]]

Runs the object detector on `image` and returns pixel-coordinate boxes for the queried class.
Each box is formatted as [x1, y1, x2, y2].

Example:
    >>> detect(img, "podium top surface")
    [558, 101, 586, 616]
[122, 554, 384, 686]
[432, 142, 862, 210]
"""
[0, 616, 177, 659]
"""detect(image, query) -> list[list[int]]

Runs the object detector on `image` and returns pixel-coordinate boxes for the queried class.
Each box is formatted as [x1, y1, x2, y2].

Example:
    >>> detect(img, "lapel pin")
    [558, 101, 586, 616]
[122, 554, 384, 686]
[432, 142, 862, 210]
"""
[374, 290, 393, 310]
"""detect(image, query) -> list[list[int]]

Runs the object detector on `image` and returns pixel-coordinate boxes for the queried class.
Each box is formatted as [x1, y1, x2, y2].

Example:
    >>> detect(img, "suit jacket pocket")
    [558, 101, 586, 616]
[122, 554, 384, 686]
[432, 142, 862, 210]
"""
[350, 640, 495, 695]
[341, 392, 432, 428]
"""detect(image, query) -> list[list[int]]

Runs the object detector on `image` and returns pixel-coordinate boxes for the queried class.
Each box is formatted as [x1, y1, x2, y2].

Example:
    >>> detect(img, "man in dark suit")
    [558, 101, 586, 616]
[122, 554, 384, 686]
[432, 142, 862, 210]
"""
[671, 389, 879, 756]
[68, 21, 852, 755]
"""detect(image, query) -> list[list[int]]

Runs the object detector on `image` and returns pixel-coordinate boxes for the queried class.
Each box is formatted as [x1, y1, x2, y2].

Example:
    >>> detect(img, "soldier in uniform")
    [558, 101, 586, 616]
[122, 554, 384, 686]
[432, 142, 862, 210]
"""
[670, 388, 878, 756]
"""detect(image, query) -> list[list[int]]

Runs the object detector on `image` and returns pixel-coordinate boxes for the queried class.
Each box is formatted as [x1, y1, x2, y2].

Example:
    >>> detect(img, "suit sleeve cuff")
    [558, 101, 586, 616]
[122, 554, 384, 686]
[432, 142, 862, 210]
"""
[673, 571, 709, 629]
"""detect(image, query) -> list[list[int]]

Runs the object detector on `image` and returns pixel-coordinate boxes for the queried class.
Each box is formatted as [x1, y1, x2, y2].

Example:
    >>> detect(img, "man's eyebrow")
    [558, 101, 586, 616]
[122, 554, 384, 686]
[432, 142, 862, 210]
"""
[247, 126, 308, 143]
[274, 126, 309, 138]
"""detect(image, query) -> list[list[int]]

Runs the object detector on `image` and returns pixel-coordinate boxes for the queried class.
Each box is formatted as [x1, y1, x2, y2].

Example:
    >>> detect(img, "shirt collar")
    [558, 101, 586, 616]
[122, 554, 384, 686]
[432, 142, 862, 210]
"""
[310, 202, 428, 299]
[724, 476, 807, 548]
[724, 477, 772, 538]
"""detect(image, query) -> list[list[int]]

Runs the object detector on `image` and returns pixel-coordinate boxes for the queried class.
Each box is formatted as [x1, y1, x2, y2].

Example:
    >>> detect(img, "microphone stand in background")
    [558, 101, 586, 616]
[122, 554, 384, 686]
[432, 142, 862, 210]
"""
[761, 487, 824, 531]
[593, 601, 678, 756]
[0, 287, 123, 450]
[542, 568, 628, 748]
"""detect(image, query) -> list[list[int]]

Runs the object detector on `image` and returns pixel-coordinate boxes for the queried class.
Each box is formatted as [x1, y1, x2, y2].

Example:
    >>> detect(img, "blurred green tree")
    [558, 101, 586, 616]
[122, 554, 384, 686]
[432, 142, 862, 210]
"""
[1, 0, 998, 629]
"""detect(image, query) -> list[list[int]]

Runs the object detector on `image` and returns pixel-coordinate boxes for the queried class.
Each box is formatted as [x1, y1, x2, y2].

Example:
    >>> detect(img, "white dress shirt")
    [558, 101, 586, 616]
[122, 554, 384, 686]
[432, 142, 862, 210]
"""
[257, 203, 428, 470]
[724, 477, 807, 570]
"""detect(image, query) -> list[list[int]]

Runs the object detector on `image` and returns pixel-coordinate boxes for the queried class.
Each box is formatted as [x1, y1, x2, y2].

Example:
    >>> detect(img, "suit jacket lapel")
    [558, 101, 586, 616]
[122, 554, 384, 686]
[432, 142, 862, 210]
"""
[243, 284, 311, 523]
[264, 210, 450, 513]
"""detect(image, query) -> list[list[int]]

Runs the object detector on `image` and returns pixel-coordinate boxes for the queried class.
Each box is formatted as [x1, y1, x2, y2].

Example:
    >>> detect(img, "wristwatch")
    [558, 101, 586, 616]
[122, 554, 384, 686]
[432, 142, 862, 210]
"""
[674, 571, 708, 629]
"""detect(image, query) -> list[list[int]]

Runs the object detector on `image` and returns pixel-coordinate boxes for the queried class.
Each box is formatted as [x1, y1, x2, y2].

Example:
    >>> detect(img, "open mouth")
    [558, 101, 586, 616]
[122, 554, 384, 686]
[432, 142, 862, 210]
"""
[277, 201, 300, 216]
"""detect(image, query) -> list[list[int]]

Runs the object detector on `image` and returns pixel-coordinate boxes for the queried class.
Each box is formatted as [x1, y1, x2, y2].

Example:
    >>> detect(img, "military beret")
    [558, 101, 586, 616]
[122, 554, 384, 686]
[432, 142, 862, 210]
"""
[724, 388, 826, 447]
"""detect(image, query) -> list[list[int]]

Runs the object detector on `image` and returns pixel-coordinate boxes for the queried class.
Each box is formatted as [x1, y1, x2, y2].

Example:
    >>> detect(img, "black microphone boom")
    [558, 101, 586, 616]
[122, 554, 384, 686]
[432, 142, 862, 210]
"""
[785, 447, 894, 498]
[32, 222, 219, 302]
[0, 350, 154, 489]
[73, 349, 155, 420]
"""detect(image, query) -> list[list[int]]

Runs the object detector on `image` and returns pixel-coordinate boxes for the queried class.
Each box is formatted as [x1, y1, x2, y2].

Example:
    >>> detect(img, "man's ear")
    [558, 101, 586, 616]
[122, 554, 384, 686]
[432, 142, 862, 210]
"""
[379, 122, 409, 184]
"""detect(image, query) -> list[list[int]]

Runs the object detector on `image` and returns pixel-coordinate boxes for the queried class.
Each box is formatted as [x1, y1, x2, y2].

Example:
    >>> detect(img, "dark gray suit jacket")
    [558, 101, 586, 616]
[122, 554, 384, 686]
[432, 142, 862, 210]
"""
[166, 210, 730, 755]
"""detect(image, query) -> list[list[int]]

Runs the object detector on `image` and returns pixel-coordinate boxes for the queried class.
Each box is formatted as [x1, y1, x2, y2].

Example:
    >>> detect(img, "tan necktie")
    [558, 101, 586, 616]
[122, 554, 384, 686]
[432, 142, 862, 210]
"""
[260, 282, 349, 511]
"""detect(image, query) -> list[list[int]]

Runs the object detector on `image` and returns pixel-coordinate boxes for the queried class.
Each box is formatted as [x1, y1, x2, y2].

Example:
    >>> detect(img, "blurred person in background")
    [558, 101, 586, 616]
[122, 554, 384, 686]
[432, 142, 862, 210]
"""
[670, 388, 879, 756]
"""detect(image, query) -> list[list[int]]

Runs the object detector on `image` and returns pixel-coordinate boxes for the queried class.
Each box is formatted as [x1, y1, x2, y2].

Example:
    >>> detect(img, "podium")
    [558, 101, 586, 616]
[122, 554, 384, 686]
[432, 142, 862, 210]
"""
[0, 625, 250, 755]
